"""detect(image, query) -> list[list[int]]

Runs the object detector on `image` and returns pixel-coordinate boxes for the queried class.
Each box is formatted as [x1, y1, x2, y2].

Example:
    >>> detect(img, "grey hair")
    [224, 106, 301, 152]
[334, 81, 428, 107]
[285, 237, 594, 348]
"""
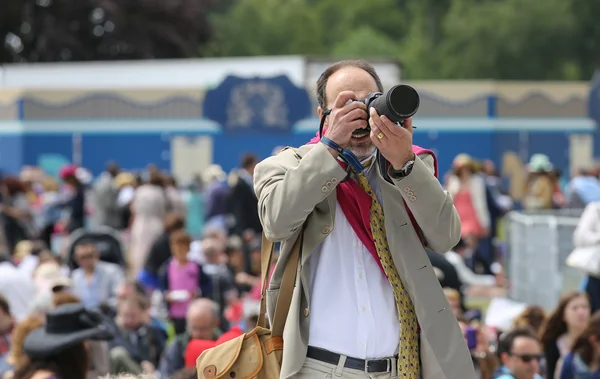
[187, 298, 220, 320]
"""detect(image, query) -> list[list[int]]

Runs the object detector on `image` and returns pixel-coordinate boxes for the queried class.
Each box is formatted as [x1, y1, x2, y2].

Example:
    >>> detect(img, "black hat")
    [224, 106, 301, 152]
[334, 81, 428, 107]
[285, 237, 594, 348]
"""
[24, 303, 113, 359]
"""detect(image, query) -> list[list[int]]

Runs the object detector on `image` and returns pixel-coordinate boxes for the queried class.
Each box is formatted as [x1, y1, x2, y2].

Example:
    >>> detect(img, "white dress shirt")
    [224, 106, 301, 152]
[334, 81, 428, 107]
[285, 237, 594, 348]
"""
[308, 162, 400, 359]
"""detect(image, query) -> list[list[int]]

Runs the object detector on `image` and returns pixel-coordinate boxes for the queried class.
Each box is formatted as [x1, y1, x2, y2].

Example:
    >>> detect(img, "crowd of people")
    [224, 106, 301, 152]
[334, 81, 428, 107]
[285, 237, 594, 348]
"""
[0, 145, 599, 379]
[0, 152, 267, 379]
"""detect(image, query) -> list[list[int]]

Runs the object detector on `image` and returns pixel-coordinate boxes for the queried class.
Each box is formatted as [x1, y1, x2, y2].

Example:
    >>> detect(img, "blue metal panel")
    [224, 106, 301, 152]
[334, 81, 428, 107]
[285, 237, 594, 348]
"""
[22, 134, 73, 177]
[527, 132, 570, 172]
[81, 134, 170, 175]
[0, 135, 24, 174]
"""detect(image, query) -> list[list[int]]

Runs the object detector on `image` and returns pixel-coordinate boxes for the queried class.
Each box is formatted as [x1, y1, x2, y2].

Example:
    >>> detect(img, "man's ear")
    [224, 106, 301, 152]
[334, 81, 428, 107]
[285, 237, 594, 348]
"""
[499, 352, 509, 366]
[317, 106, 328, 129]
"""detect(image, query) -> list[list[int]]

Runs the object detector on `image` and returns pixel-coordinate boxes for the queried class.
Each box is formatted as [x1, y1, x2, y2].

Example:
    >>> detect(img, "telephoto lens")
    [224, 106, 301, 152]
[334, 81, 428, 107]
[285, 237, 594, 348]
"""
[369, 84, 420, 124]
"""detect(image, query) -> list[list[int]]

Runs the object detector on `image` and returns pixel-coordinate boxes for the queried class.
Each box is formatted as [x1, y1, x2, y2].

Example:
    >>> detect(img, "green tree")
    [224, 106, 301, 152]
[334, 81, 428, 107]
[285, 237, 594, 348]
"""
[208, 0, 407, 59]
[432, 0, 578, 79]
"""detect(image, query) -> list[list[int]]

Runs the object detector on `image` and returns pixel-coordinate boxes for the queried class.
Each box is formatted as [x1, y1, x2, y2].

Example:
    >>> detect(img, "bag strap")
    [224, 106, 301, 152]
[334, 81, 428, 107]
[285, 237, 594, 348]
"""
[257, 230, 303, 337]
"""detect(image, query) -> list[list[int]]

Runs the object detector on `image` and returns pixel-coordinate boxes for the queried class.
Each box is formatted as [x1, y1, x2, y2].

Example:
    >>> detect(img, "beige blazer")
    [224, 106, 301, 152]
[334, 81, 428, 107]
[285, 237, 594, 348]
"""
[253, 142, 475, 379]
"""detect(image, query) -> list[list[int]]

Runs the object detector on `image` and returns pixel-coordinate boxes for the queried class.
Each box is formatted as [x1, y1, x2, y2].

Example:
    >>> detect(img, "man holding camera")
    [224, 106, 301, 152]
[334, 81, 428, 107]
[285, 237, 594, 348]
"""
[254, 60, 474, 379]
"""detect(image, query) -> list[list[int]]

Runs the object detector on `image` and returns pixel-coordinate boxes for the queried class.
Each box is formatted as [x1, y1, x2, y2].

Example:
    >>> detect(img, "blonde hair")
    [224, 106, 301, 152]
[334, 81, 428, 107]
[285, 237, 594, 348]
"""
[7, 315, 45, 368]
[13, 240, 32, 261]
[443, 288, 461, 303]
[41, 176, 59, 192]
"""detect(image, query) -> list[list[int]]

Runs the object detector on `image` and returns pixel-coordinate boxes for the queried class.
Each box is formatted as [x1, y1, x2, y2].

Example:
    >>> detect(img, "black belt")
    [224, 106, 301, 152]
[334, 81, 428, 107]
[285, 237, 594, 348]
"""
[307, 346, 396, 373]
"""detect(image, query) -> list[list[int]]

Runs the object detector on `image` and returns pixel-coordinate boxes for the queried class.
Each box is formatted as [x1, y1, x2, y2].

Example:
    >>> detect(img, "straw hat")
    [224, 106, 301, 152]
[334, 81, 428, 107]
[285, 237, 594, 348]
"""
[114, 172, 136, 189]
[452, 154, 477, 172]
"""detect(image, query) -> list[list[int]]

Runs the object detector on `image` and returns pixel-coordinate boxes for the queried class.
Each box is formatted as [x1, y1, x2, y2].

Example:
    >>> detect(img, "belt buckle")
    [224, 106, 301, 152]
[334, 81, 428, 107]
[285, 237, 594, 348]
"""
[364, 358, 391, 374]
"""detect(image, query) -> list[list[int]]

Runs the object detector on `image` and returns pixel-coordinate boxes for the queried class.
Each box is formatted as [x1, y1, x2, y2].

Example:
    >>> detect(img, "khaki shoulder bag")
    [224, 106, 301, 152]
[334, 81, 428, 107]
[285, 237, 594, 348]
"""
[195, 231, 302, 379]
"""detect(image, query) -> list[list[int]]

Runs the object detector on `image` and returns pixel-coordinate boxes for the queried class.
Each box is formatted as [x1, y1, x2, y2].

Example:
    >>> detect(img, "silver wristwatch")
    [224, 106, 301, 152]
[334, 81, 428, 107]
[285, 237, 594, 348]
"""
[389, 158, 415, 178]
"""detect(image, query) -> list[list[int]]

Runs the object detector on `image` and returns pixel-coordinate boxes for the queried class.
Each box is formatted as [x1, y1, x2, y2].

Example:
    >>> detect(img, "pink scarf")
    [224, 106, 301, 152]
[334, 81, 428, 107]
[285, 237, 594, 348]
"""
[307, 132, 438, 274]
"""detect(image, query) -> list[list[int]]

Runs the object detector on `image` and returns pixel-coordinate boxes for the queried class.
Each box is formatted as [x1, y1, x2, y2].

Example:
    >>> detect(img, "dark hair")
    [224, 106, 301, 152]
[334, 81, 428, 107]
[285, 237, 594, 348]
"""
[540, 292, 588, 346]
[571, 311, 600, 366]
[0, 295, 10, 315]
[122, 278, 146, 298]
[148, 171, 164, 187]
[315, 60, 384, 109]
[164, 175, 177, 187]
[105, 162, 119, 177]
[52, 292, 81, 307]
[452, 238, 466, 251]
[2, 176, 26, 196]
[164, 212, 186, 233]
[75, 237, 96, 247]
[120, 293, 149, 311]
[513, 305, 547, 334]
[12, 342, 88, 379]
[497, 327, 539, 358]
[170, 229, 192, 246]
[241, 153, 258, 170]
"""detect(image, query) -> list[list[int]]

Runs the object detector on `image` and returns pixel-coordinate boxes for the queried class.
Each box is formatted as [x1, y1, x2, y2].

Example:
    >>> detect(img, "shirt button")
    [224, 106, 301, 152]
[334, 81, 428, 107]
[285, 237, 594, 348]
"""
[358, 274, 363, 279]
[358, 342, 364, 347]
[304, 307, 310, 317]
[322, 225, 331, 234]
[361, 306, 366, 312]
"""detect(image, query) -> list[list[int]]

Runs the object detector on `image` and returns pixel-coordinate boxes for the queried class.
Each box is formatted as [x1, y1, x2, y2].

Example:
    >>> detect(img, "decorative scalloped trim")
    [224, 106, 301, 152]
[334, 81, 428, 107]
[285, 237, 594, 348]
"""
[11, 90, 588, 111]
[20, 94, 203, 110]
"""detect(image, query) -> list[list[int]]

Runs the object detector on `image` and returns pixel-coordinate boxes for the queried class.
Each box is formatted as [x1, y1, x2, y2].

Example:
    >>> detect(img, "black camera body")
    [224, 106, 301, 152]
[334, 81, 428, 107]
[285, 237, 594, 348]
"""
[354, 84, 420, 128]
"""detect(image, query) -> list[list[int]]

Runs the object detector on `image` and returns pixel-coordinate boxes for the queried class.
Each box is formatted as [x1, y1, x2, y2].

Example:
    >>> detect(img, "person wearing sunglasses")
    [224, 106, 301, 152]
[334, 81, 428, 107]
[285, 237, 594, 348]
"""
[495, 327, 543, 379]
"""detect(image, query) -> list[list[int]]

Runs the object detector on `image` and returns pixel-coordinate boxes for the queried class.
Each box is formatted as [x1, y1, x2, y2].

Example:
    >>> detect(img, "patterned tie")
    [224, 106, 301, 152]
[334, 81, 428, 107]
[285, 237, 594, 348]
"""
[355, 172, 420, 378]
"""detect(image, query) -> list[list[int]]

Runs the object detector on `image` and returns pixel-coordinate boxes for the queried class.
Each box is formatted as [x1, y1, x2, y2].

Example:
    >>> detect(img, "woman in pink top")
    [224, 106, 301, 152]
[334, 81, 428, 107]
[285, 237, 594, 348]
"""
[446, 154, 491, 247]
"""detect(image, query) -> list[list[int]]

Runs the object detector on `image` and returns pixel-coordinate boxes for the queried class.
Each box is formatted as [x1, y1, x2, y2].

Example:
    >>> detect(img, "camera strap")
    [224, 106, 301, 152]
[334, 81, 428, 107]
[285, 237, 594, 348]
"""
[318, 112, 364, 176]
[320, 137, 364, 174]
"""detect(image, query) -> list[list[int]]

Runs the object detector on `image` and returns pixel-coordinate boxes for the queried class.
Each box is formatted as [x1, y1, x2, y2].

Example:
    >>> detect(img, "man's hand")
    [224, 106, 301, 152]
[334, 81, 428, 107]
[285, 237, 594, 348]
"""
[322, 91, 368, 155]
[369, 108, 415, 169]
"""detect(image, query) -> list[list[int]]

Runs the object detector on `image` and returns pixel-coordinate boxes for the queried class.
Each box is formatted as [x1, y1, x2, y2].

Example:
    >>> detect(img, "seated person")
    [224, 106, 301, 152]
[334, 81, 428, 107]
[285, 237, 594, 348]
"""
[71, 239, 125, 310]
[158, 299, 222, 378]
[108, 294, 167, 376]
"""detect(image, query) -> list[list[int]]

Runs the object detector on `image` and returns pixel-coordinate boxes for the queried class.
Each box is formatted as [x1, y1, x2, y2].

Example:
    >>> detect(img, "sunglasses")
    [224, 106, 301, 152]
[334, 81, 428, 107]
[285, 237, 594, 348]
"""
[510, 353, 544, 363]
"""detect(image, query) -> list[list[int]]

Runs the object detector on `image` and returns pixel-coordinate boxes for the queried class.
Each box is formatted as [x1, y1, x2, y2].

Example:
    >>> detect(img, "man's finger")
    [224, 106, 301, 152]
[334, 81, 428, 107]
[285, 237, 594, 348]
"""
[402, 117, 414, 135]
[333, 91, 358, 109]
[369, 107, 385, 131]
[377, 113, 395, 137]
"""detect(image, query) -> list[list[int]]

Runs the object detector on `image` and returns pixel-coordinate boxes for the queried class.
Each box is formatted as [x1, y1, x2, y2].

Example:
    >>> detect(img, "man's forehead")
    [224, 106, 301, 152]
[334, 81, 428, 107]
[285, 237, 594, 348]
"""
[325, 67, 379, 106]
[512, 336, 541, 352]
[76, 244, 96, 252]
